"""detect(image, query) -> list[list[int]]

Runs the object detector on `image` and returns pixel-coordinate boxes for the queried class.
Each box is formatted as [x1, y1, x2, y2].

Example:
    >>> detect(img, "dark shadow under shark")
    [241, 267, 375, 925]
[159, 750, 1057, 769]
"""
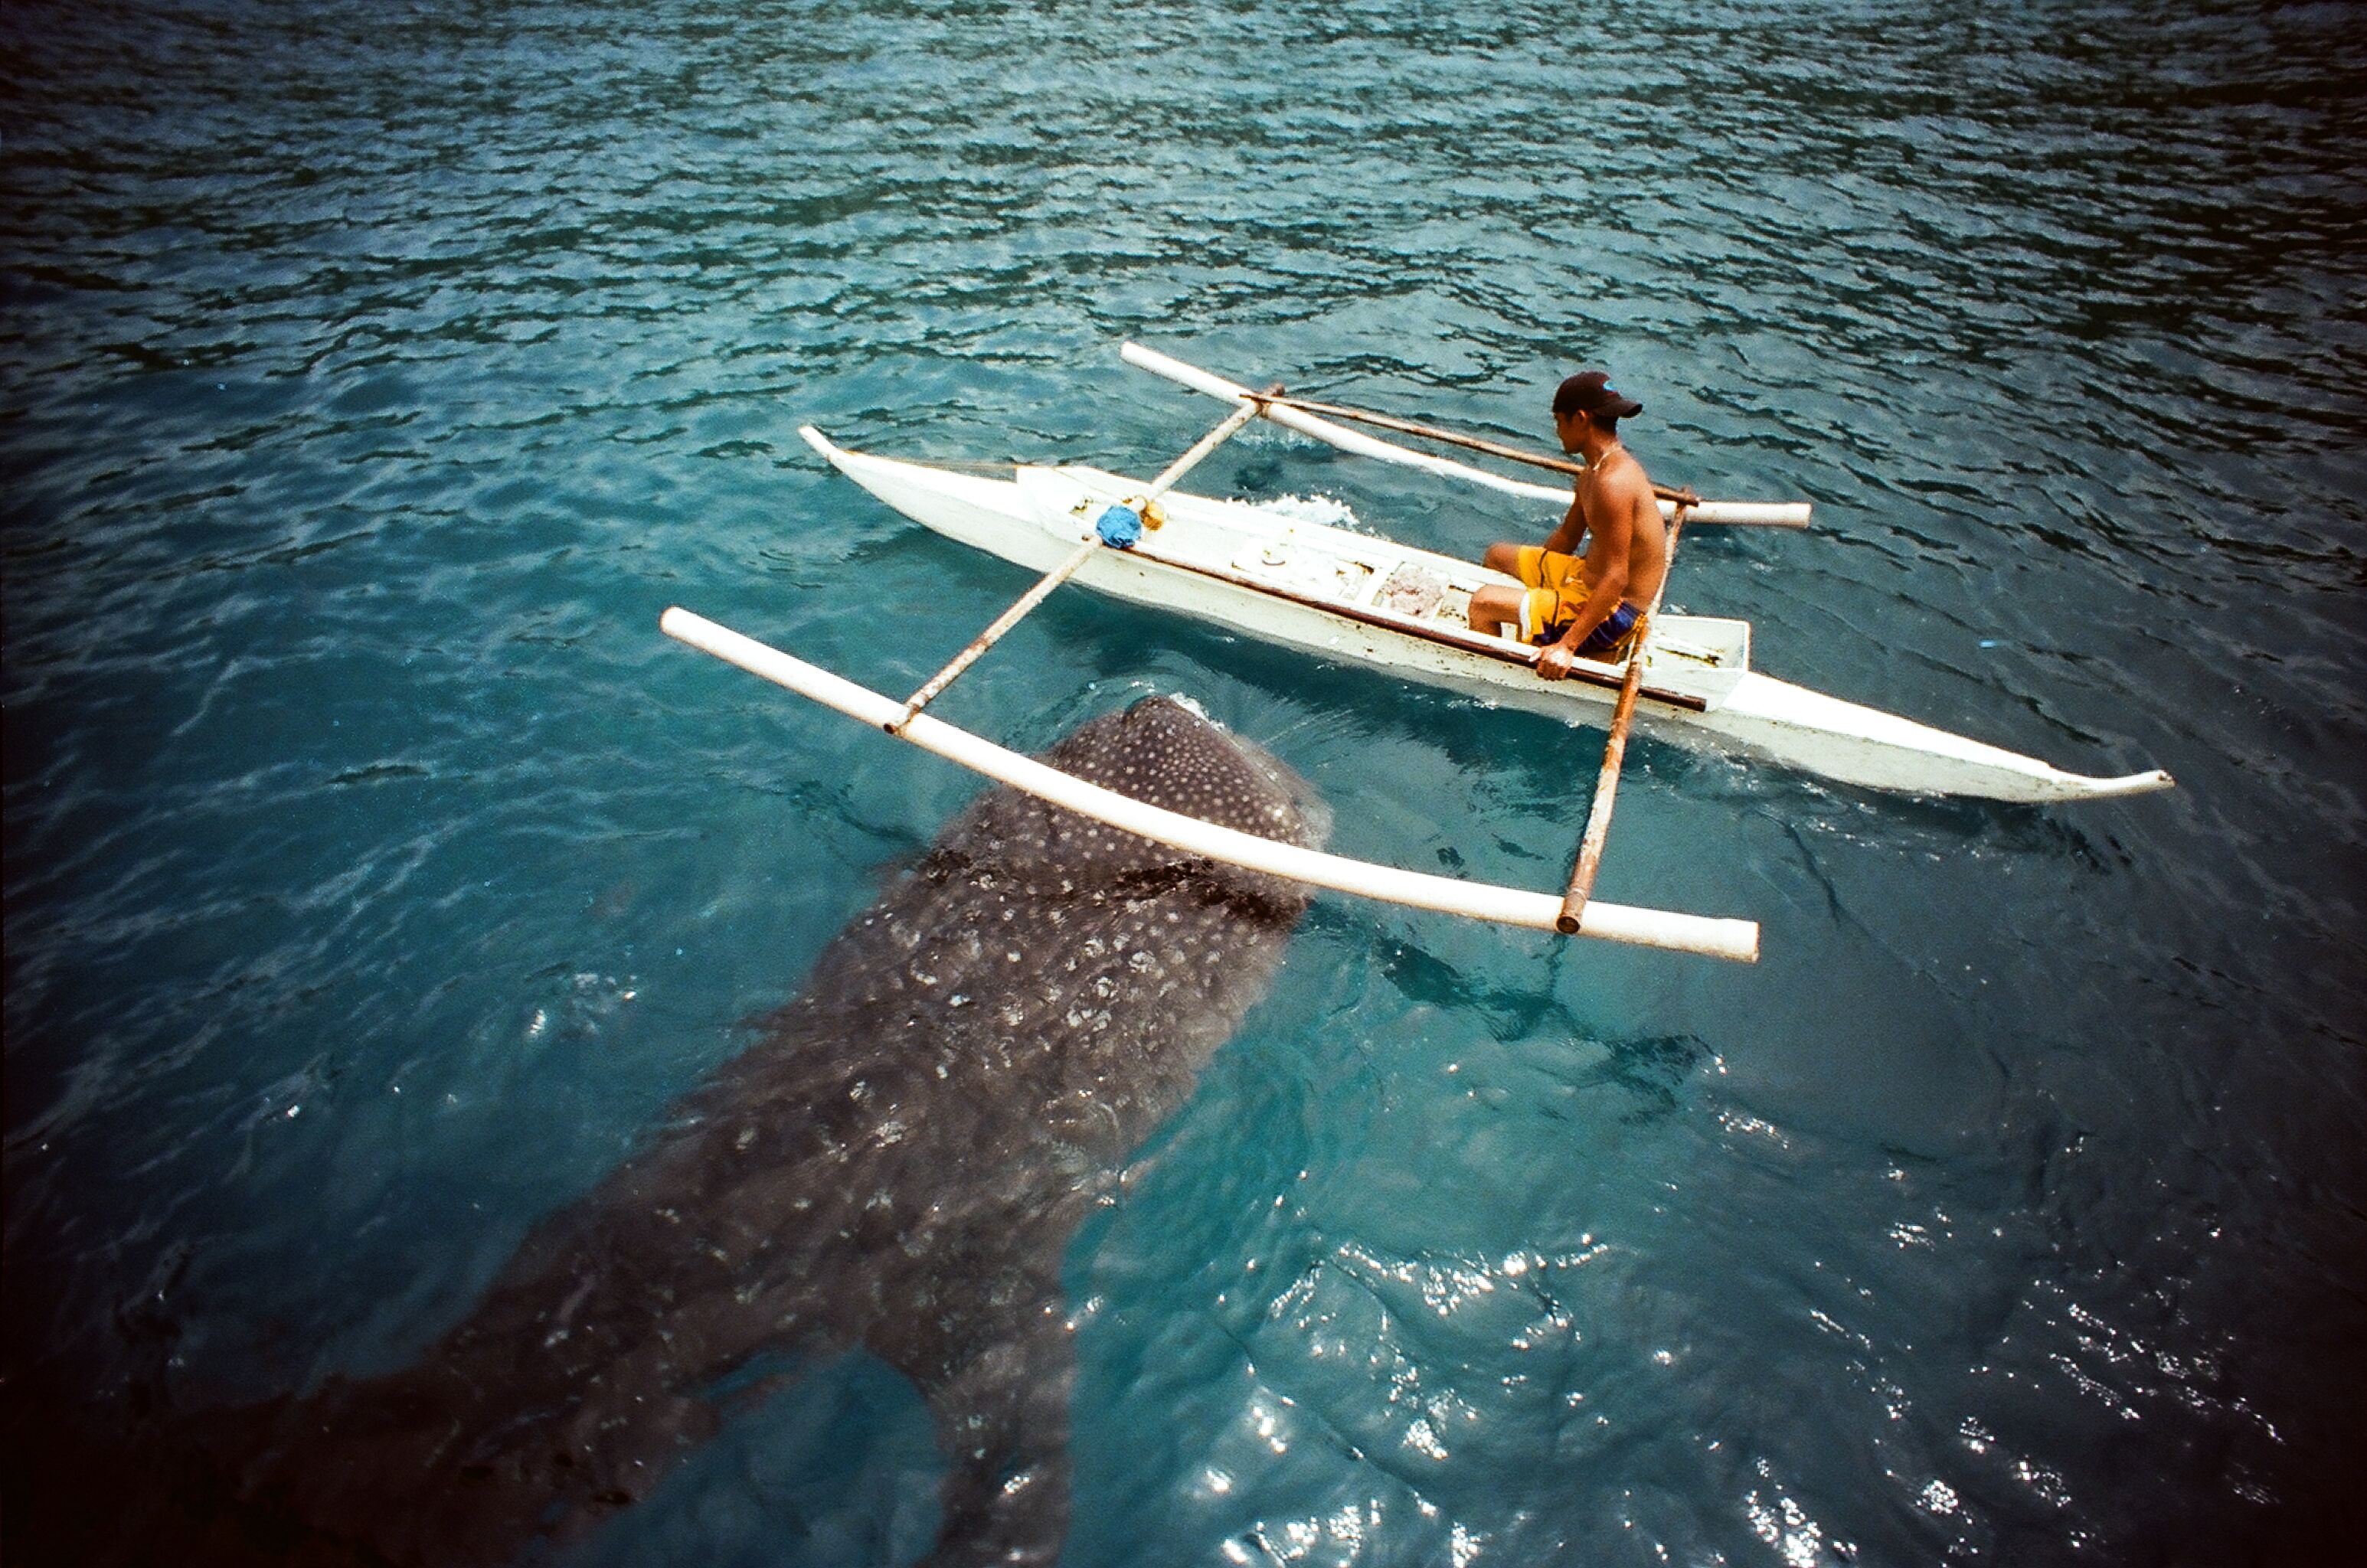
[66, 696, 1324, 1566]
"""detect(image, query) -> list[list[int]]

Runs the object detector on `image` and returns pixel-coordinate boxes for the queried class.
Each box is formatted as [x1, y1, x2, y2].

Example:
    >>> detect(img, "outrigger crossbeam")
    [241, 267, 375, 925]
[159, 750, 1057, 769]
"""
[888, 388, 1277, 730]
[1120, 342, 1813, 527]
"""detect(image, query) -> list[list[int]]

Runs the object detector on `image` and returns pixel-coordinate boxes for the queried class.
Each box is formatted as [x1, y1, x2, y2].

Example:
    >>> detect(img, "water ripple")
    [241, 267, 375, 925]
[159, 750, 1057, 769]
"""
[5, 0, 2363, 1562]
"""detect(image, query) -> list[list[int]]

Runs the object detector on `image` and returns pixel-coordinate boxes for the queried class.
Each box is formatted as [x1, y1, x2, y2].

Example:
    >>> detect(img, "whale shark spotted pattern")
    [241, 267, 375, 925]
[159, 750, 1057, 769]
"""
[188, 696, 1324, 1565]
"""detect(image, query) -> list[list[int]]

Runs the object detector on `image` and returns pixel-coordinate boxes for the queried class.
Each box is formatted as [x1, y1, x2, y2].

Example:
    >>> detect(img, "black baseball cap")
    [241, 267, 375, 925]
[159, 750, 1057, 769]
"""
[1553, 371, 1643, 420]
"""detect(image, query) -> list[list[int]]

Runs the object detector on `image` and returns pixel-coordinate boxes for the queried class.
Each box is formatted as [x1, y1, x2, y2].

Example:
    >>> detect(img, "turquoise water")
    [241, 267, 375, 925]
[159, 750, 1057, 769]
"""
[5, 1, 2362, 1562]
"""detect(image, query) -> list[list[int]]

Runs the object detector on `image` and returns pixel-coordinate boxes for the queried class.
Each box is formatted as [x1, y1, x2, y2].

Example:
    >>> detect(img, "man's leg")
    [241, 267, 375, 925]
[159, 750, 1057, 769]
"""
[1472, 543, 1542, 637]
[1469, 583, 1527, 638]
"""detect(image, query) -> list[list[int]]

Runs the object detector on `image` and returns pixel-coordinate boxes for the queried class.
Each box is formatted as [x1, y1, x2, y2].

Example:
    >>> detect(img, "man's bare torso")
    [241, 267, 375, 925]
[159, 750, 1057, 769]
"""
[1574, 446, 1666, 612]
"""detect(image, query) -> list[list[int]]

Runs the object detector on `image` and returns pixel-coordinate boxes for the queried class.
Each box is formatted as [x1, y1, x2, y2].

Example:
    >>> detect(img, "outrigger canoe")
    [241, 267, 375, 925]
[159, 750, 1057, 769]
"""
[662, 345, 2168, 963]
[795, 405, 2171, 805]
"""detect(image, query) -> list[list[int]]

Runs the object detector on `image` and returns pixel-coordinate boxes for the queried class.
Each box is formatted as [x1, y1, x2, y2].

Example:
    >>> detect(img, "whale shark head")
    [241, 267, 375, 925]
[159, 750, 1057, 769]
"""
[940, 694, 1327, 892]
[160, 696, 1329, 1568]
[1022, 694, 1330, 849]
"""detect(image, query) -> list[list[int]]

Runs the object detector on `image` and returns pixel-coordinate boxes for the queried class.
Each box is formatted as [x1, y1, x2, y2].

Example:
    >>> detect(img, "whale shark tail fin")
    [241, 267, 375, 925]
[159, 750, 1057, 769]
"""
[920, 1296, 1077, 1566]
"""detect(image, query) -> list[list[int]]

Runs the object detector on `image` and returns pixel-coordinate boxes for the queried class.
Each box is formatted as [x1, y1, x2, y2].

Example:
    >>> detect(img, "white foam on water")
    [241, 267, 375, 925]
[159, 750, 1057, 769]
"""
[1254, 493, 1365, 532]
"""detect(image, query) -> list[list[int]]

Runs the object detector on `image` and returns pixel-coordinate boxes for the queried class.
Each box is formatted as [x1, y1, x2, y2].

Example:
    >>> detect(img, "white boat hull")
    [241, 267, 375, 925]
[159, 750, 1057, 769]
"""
[800, 429, 2172, 805]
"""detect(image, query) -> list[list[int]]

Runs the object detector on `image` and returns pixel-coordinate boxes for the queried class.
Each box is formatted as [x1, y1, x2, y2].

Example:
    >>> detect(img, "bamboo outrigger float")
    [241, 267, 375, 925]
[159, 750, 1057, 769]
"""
[662, 344, 2172, 962]
[660, 608, 1759, 961]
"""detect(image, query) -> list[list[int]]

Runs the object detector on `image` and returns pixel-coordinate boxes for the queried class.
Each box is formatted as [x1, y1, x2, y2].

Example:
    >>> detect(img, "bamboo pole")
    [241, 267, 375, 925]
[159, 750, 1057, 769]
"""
[1262, 392, 1705, 509]
[888, 392, 1273, 731]
[1121, 342, 1811, 528]
[890, 534, 1100, 730]
[661, 607, 1757, 961]
[1556, 506, 1691, 934]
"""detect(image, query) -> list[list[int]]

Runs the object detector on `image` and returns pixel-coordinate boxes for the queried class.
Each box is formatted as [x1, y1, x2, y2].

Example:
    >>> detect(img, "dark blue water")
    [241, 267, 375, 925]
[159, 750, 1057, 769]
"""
[6, 1, 2362, 1562]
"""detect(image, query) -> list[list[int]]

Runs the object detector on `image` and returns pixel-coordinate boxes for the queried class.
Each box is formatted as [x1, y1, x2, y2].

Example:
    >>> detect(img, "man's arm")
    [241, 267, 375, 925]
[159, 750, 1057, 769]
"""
[1535, 508, 1630, 679]
[1539, 492, 1586, 557]
[1536, 464, 1655, 679]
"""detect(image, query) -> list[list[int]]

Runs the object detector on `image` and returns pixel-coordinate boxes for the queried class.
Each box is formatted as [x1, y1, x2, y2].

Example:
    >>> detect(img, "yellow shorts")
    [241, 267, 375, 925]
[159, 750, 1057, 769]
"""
[1510, 547, 1640, 655]
[1511, 547, 1594, 641]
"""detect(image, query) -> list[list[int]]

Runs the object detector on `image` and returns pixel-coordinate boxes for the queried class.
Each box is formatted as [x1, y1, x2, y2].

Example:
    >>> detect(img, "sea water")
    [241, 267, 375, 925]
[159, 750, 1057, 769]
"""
[5, 2, 2362, 1562]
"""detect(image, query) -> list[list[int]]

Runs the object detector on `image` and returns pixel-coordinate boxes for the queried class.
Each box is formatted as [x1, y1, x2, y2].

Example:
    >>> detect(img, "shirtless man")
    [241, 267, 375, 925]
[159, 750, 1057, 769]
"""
[1467, 371, 1667, 681]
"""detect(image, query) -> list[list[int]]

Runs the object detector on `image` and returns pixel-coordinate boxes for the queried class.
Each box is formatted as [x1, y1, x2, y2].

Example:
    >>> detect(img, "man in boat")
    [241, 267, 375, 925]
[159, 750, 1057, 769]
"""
[1466, 371, 1666, 681]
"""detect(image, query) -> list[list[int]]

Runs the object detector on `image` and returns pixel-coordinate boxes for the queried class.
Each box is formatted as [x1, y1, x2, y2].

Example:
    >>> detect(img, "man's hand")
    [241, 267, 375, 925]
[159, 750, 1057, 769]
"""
[1536, 642, 1577, 681]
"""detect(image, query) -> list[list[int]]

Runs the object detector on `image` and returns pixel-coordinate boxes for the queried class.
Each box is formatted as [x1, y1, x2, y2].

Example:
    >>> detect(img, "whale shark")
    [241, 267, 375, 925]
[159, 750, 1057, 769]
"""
[168, 695, 1323, 1566]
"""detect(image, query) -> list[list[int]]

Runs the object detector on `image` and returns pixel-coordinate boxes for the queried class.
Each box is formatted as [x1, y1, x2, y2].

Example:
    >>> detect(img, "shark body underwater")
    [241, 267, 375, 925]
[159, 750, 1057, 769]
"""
[114, 697, 1324, 1566]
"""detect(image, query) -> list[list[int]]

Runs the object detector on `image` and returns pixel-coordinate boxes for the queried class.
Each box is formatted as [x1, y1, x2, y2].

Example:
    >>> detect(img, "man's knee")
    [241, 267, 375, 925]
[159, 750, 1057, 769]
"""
[1481, 541, 1521, 573]
[1468, 586, 1515, 633]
